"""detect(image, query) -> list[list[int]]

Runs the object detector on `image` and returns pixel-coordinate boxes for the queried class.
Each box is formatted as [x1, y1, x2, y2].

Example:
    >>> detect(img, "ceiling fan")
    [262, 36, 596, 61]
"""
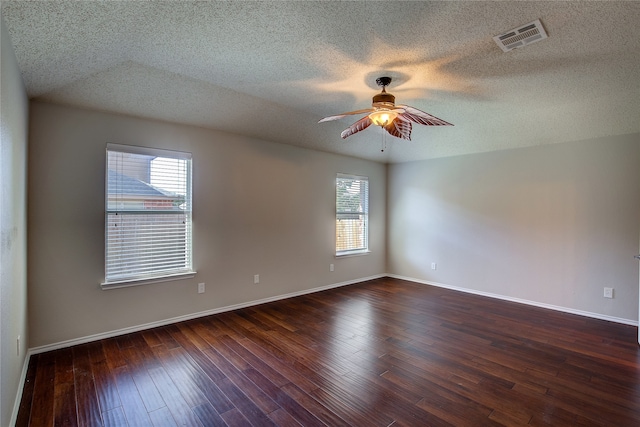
[318, 77, 453, 140]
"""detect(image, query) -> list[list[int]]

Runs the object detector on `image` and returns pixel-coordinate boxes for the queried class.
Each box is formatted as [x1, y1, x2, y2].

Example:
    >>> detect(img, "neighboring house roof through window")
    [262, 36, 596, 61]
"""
[107, 169, 182, 200]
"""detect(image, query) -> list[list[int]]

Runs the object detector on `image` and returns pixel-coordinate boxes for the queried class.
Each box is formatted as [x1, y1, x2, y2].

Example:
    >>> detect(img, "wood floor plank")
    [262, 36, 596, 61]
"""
[113, 365, 154, 426]
[191, 402, 227, 427]
[267, 407, 305, 427]
[148, 406, 179, 427]
[194, 339, 281, 415]
[216, 376, 277, 426]
[101, 337, 126, 370]
[16, 277, 640, 427]
[87, 341, 122, 414]
[72, 345, 102, 427]
[307, 385, 393, 427]
[230, 335, 322, 394]
[157, 344, 236, 415]
[151, 347, 210, 409]
[141, 329, 164, 348]
[216, 335, 295, 389]
[262, 387, 326, 427]
[147, 365, 204, 427]
[168, 324, 227, 382]
[102, 406, 127, 427]
[119, 345, 166, 413]
[154, 326, 182, 349]
[28, 351, 56, 426]
[53, 348, 78, 427]
[219, 407, 253, 427]
[280, 382, 352, 427]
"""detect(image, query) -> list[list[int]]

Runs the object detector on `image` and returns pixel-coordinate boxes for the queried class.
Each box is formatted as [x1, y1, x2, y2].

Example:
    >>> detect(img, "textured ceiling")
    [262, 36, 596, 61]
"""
[2, 1, 639, 163]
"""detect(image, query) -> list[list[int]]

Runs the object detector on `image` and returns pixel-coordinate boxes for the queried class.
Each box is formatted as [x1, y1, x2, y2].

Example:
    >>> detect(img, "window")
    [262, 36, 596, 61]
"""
[104, 143, 193, 287]
[336, 173, 369, 256]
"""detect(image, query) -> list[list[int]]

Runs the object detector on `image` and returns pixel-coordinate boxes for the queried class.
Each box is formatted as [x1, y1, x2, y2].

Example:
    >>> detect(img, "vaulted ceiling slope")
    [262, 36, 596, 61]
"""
[2, 1, 639, 163]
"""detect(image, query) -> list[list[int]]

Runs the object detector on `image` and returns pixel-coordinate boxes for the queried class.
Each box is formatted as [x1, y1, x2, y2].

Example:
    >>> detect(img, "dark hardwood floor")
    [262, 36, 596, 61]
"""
[16, 277, 640, 426]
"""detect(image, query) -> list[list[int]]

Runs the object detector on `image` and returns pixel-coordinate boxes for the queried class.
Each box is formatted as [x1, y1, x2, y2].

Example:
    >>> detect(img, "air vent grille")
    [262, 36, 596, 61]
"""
[493, 19, 548, 52]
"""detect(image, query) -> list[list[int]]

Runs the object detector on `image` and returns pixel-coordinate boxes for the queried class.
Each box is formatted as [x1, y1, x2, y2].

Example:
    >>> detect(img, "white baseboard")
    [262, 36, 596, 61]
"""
[388, 274, 638, 327]
[28, 273, 635, 356]
[9, 350, 32, 427]
[28, 274, 385, 356]
[11, 274, 383, 424]
[14, 272, 635, 424]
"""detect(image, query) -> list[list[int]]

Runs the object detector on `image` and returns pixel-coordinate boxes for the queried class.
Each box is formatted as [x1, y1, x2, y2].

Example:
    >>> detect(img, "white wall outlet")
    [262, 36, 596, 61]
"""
[603, 287, 613, 298]
[198, 282, 205, 294]
[254, 274, 260, 284]
[330, 263, 334, 272]
[17, 335, 21, 356]
[431, 262, 437, 270]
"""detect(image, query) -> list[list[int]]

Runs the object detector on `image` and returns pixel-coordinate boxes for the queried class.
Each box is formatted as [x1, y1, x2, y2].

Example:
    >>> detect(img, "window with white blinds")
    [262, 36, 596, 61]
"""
[336, 173, 369, 256]
[104, 143, 193, 287]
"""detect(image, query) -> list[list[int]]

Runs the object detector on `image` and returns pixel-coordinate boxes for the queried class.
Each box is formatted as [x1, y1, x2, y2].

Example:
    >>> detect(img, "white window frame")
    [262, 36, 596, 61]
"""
[336, 173, 369, 257]
[102, 143, 195, 289]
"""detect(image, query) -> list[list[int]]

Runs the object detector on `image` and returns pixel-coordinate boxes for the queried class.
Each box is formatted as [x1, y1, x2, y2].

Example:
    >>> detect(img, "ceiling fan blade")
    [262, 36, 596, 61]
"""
[318, 108, 374, 123]
[396, 105, 453, 126]
[341, 116, 372, 139]
[384, 118, 412, 140]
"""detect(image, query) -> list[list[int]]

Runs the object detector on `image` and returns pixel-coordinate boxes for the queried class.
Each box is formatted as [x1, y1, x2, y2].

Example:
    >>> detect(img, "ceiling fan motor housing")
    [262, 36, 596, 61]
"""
[372, 91, 395, 108]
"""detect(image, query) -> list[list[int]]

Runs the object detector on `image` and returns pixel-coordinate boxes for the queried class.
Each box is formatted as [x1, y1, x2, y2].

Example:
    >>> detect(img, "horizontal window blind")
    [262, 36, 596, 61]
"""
[105, 144, 193, 284]
[336, 173, 369, 255]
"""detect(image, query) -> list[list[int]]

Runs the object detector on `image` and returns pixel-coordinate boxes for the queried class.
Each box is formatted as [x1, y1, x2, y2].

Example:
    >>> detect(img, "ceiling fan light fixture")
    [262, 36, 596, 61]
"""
[369, 109, 397, 126]
[319, 76, 452, 140]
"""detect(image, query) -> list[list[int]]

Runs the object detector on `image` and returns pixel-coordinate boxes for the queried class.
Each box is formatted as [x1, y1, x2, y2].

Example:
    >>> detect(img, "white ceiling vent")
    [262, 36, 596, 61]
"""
[493, 19, 548, 52]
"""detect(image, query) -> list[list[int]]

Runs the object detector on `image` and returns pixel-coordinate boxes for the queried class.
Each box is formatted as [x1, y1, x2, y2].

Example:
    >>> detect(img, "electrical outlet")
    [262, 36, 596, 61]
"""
[197, 283, 205, 294]
[17, 335, 20, 356]
[254, 274, 260, 284]
[330, 264, 334, 272]
[431, 262, 437, 270]
[603, 287, 613, 298]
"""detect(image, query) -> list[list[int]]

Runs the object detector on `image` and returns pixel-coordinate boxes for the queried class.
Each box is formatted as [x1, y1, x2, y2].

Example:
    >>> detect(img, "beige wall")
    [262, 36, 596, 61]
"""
[27, 101, 386, 348]
[388, 133, 640, 322]
[0, 14, 29, 427]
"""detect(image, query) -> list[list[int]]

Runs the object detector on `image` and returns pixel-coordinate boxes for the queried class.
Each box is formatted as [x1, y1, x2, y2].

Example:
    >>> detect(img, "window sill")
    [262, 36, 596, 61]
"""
[100, 271, 196, 290]
[335, 250, 371, 258]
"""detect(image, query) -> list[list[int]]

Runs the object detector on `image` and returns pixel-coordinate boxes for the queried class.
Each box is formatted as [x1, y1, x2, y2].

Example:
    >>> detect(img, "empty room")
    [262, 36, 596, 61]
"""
[1, 1, 639, 426]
